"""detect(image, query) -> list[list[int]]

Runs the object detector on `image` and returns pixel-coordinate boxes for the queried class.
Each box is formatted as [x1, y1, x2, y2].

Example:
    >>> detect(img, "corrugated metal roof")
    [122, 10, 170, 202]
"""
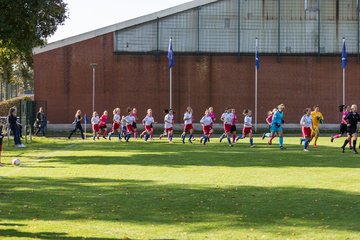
[33, 0, 220, 55]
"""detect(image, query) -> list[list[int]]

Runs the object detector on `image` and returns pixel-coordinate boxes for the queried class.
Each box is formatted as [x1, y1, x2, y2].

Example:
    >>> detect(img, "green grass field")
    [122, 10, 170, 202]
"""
[0, 136, 359, 240]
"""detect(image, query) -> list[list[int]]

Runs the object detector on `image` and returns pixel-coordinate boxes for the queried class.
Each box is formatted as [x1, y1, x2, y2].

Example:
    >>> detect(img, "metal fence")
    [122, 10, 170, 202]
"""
[115, 0, 360, 57]
[0, 83, 20, 101]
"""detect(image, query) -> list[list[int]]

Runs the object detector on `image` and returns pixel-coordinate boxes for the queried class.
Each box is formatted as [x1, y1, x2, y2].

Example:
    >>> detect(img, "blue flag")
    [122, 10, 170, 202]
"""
[168, 38, 175, 68]
[255, 45, 260, 70]
[342, 40, 347, 69]
[84, 114, 89, 124]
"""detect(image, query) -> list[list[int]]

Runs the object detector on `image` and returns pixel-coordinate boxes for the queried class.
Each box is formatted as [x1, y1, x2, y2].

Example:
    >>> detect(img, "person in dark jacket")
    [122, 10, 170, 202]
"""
[0, 125, 4, 166]
[341, 104, 360, 154]
[68, 109, 84, 139]
[7, 107, 25, 147]
[34, 107, 47, 136]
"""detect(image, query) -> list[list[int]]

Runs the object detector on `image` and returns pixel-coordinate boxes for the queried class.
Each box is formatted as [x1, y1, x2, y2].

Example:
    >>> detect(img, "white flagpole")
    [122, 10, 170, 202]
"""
[255, 37, 258, 133]
[170, 67, 172, 109]
[342, 38, 346, 105]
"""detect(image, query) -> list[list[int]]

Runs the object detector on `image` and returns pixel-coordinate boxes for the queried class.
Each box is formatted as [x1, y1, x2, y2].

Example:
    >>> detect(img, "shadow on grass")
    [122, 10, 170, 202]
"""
[0, 177, 359, 235]
[0, 229, 126, 240]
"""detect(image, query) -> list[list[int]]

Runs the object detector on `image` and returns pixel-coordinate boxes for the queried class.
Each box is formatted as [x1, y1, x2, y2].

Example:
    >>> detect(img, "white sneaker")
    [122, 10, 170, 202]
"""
[304, 149, 309, 152]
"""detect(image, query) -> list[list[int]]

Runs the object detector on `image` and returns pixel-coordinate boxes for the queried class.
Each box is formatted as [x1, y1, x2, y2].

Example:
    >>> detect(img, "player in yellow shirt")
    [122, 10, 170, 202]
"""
[311, 105, 324, 148]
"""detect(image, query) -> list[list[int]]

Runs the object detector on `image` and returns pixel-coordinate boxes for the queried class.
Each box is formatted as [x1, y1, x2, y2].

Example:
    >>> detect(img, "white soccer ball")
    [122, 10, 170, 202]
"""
[12, 158, 21, 166]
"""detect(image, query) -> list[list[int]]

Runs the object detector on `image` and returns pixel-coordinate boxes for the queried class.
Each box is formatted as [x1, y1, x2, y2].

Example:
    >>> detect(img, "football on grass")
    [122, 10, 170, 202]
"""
[12, 158, 21, 166]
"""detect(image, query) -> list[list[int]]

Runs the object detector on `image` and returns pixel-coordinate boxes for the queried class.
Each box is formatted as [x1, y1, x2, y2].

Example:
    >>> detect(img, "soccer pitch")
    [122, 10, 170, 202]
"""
[0, 137, 359, 240]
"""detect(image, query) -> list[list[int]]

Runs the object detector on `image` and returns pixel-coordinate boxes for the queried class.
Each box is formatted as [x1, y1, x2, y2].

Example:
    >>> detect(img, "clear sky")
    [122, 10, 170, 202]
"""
[49, 0, 193, 43]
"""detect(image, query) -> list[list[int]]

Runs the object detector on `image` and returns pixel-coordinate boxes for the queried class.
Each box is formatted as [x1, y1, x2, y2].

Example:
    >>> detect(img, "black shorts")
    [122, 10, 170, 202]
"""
[230, 125, 236, 132]
[340, 124, 347, 135]
[99, 125, 107, 130]
[132, 122, 137, 128]
[347, 127, 357, 136]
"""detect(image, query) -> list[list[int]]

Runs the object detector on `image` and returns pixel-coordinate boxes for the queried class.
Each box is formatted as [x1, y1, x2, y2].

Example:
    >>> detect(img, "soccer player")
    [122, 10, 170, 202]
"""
[208, 107, 216, 141]
[200, 109, 213, 145]
[141, 109, 155, 142]
[236, 109, 255, 147]
[331, 105, 352, 148]
[132, 108, 138, 139]
[181, 106, 194, 144]
[159, 109, 169, 139]
[219, 108, 233, 147]
[310, 105, 324, 148]
[91, 111, 101, 140]
[300, 108, 312, 152]
[164, 109, 174, 143]
[99, 110, 109, 139]
[262, 108, 276, 140]
[230, 108, 237, 143]
[268, 104, 285, 150]
[68, 110, 85, 140]
[121, 115, 127, 138]
[123, 107, 136, 142]
[108, 108, 121, 141]
[341, 104, 360, 154]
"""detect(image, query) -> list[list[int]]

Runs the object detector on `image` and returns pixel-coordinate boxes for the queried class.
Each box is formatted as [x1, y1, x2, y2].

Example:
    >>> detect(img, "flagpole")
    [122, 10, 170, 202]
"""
[168, 38, 174, 110]
[170, 67, 172, 109]
[342, 37, 346, 105]
[255, 37, 258, 133]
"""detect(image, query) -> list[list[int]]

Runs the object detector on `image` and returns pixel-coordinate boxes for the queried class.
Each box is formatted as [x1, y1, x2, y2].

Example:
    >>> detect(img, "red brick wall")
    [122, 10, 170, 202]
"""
[34, 33, 360, 124]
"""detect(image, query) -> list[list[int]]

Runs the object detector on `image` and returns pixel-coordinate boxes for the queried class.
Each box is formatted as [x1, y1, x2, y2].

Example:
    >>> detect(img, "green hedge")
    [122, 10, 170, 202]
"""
[0, 96, 32, 117]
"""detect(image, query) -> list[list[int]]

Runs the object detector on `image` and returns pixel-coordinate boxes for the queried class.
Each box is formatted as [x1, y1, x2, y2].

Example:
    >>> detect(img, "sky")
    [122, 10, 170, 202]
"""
[49, 0, 193, 43]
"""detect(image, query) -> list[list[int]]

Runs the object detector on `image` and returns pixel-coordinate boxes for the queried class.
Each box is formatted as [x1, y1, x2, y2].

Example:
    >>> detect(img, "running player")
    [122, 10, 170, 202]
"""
[300, 108, 312, 152]
[68, 110, 84, 140]
[331, 105, 352, 148]
[123, 107, 136, 142]
[219, 108, 233, 147]
[181, 106, 194, 144]
[268, 104, 285, 150]
[132, 108, 138, 139]
[236, 109, 255, 147]
[91, 111, 101, 140]
[164, 109, 174, 143]
[341, 104, 360, 154]
[108, 108, 121, 141]
[99, 110, 109, 139]
[200, 109, 213, 145]
[141, 109, 155, 142]
[262, 108, 276, 140]
[310, 105, 324, 148]
[208, 107, 216, 141]
[159, 109, 169, 139]
[230, 108, 237, 144]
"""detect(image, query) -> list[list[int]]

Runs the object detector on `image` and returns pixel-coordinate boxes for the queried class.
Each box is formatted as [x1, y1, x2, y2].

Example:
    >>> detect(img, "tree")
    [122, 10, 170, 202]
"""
[0, 0, 68, 99]
[0, 0, 68, 52]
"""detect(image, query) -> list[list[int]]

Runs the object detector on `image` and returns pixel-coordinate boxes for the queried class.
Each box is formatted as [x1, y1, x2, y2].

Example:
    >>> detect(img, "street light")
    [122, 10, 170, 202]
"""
[90, 63, 97, 113]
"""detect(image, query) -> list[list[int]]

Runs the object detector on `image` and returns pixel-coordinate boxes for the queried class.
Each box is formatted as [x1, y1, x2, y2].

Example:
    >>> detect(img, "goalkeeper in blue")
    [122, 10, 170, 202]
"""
[268, 104, 285, 150]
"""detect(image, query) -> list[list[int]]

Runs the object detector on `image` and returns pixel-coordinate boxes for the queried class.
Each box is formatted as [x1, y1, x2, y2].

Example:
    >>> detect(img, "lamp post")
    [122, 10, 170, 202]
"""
[90, 63, 97, 113]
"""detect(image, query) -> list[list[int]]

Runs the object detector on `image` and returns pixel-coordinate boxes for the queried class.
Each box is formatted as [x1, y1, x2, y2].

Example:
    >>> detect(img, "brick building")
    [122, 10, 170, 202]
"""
[33, 0, 360, 124]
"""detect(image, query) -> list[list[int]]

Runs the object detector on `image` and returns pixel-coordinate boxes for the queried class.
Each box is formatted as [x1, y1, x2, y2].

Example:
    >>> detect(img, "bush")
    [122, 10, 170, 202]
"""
[0, 96, 32, 117]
